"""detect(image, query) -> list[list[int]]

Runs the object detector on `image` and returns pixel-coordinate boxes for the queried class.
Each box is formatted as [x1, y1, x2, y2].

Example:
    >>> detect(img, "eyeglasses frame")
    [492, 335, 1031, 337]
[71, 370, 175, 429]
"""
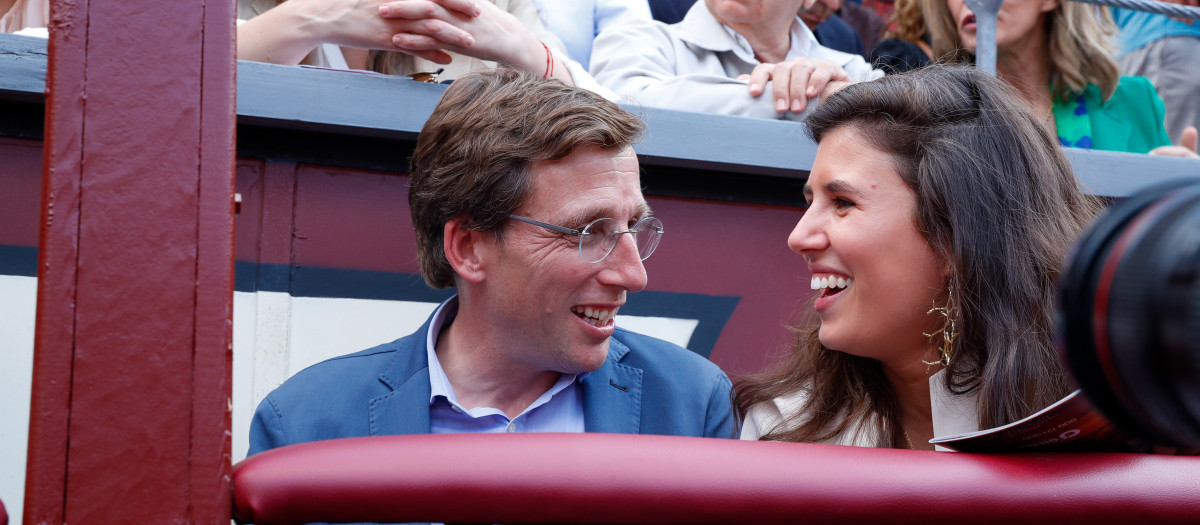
[506, 214, 664, 263]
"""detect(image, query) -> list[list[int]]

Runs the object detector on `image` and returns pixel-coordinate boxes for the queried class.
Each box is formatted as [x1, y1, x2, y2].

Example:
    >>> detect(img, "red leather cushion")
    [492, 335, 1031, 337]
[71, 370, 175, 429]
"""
[0, 496, 7, 525]
[232, 433, 1200, 524]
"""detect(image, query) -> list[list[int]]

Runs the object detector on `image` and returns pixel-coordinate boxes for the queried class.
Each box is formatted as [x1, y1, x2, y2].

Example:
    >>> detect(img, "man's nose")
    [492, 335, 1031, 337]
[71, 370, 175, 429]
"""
[598, 232, 649, 292]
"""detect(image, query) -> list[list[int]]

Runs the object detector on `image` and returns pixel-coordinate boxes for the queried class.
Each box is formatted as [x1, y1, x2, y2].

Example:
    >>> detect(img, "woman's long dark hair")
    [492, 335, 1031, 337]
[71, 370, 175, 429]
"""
[735, 66, 1104, 447]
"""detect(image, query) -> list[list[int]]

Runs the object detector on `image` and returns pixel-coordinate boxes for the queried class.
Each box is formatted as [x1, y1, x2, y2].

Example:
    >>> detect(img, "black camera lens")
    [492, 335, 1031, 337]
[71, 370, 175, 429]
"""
[1058, 178, 1200, 450]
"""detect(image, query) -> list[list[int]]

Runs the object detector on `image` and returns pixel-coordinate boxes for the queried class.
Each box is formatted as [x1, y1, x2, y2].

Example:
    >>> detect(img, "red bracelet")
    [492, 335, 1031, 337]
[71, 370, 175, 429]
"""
[540, 40, 553, 79]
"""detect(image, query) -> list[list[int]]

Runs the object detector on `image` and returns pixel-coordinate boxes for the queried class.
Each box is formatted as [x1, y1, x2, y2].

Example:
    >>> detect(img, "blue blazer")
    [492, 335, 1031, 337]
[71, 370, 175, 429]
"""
[249, 317, 736, 455]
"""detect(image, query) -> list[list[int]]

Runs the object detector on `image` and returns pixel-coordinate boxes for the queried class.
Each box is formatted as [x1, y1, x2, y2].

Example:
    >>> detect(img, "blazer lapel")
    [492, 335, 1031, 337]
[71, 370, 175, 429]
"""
[368, 319, 434, 436]
[1088, 86, 1132, 152]
[582, 339, 643, 434]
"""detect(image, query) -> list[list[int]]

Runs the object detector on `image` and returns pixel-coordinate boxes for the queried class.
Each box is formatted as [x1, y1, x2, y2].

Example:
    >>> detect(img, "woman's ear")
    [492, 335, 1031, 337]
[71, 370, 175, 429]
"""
[1040, 0, 1060, 13]
[443, 216, 488, 284]
[939, 247, 955, 277]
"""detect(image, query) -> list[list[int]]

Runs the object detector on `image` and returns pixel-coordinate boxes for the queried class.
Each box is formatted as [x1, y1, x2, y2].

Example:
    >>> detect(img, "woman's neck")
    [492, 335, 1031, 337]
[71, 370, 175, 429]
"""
[882, 356, 937, 450]
[996, 26, 1055, 118]
[728, 18, 793, 64]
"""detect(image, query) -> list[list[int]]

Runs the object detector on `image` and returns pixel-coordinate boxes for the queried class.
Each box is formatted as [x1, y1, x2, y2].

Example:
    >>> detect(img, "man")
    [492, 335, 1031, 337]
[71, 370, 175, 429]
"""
[249, 68, 735, 455]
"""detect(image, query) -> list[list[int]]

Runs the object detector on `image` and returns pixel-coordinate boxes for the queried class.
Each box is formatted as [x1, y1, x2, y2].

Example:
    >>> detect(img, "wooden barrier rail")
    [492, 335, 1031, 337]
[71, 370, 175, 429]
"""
[232, 433, 1200, 525]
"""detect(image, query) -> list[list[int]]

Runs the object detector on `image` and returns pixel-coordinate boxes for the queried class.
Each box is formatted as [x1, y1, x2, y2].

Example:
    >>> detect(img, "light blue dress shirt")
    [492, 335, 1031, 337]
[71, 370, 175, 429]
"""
[425, 297, 587, 434]
[532, 0, 652, 70]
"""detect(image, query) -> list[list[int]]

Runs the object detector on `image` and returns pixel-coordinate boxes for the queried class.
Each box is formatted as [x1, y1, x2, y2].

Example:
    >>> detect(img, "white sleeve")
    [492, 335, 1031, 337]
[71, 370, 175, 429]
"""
[595, 0, 653, 35]
[591, 21, 809, 121]
[556, 49, 619, 101]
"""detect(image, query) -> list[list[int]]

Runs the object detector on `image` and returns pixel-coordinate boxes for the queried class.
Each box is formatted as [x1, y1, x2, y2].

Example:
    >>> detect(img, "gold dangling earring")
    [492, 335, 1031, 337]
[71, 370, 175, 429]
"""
[922, 277, 960, 374]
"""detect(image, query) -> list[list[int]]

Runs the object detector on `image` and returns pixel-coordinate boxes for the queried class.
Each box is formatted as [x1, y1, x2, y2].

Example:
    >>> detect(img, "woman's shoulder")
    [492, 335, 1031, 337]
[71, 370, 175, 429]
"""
[1110, 75, 1160, 101]
[1091, 76, 1171, 151]
[740, 389, 811, 440]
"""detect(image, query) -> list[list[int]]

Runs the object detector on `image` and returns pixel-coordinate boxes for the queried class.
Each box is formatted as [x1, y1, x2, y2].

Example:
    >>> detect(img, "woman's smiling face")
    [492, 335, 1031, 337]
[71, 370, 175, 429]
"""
[789, 126, 948, 364]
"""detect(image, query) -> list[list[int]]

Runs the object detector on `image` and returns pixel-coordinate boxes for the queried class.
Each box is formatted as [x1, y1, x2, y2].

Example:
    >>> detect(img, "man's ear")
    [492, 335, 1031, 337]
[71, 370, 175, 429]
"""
[443, 216, 490, 285]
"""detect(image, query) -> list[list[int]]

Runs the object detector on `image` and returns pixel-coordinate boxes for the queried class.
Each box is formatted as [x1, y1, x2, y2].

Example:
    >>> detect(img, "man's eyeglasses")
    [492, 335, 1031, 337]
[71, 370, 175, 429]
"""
[507, 214, 664, 263]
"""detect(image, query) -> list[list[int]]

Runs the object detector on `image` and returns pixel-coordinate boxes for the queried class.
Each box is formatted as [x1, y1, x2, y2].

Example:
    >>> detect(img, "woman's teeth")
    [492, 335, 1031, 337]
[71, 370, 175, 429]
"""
[810, 275, 851, 291]
[572, 306, 616, 327]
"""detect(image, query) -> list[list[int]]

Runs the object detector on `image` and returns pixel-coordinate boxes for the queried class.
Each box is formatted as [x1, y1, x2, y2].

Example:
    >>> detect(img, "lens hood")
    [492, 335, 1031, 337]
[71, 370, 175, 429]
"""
[1058, 178, 1200, 450]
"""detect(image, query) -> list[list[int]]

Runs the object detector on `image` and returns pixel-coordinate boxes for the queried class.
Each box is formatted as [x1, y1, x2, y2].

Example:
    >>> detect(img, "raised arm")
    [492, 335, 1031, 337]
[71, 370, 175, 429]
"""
[236, 0, 420, 65]
[378, 0, 577, 85]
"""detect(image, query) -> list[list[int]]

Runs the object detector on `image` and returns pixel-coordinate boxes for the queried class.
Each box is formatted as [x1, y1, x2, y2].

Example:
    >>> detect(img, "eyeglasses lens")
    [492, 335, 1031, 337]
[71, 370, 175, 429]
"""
[579, 217, 663, 263]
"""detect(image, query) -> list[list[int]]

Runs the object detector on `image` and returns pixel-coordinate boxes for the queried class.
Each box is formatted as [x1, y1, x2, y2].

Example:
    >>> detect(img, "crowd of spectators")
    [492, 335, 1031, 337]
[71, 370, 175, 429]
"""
[5, 0, 1200, 463]
[2, 0, 1197, 156]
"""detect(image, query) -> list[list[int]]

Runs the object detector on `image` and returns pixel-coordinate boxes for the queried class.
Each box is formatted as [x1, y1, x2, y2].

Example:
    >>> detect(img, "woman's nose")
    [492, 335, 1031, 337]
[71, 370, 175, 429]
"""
[787, 211, 828, 254]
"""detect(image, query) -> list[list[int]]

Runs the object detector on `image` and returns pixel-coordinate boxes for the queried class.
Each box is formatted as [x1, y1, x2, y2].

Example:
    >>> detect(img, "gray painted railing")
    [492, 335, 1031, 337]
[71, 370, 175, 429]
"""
[0, 33, 1197, 201]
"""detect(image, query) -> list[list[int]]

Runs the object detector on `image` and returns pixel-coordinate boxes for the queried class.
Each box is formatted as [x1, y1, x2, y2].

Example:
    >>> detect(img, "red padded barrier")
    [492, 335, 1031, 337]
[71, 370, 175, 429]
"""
[0, 497, 7, 525]
[232, 433, 1200, 524]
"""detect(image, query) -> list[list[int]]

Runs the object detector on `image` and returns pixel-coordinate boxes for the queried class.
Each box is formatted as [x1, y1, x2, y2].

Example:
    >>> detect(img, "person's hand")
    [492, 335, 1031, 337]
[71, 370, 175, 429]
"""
[237, 0, 418, 65]
[378, 0, 548, 72]
[1149, 126, 1200, 159]
[376, 0, 488, 64]
[738, 58, 849, 114]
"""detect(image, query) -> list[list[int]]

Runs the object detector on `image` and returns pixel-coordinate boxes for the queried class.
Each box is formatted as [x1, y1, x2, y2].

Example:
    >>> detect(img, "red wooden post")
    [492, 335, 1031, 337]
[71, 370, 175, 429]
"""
[24, 0, 235, 522]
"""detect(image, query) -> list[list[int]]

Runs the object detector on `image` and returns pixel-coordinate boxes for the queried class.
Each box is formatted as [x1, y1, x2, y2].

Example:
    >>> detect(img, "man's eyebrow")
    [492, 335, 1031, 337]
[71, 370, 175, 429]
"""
[558, 202, 653, 228]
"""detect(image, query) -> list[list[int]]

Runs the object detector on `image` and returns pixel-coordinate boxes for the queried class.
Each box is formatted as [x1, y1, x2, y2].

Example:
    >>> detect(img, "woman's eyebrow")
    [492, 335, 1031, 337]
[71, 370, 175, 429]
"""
[825, 179, 866, 198]
[802, 179, 865, 199]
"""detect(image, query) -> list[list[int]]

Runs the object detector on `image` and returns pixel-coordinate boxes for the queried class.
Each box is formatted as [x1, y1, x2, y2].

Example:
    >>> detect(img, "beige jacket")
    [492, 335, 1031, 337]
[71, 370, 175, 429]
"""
[741, 370, 980, 451]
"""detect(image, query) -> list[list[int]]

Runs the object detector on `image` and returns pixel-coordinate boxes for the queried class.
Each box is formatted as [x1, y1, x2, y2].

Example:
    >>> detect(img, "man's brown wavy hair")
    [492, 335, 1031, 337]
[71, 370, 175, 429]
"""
[409, 67, 644, 289]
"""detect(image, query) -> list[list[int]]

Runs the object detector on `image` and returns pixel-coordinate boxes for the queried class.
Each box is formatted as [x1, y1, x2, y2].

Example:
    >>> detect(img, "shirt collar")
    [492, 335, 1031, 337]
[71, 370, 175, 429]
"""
[425, 296, 460, 405]
[676, 2, 817, 64]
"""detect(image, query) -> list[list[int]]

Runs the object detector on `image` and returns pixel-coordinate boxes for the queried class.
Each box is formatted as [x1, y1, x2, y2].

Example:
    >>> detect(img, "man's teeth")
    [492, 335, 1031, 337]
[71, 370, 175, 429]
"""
[810, 275, 852, 290]
[572, 306, 616, 327]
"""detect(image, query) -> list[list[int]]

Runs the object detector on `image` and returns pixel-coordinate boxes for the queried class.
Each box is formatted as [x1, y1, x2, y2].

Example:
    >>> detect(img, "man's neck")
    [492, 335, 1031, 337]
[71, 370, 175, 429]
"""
[728, 18, 793, 64]
[435, 305, 562, 419]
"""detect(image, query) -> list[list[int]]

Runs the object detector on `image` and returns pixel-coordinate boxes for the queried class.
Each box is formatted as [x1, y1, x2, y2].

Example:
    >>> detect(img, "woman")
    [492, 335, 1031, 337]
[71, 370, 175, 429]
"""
[590, 0, 883, 121]
[736, 66, 1103, 449]
[923, 0, 1193, 156]
[869, 0, 932, 74]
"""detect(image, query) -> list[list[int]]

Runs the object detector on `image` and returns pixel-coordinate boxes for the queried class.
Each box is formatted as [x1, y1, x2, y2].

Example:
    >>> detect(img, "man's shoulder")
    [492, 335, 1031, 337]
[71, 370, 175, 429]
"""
[267, 331, 426, 402]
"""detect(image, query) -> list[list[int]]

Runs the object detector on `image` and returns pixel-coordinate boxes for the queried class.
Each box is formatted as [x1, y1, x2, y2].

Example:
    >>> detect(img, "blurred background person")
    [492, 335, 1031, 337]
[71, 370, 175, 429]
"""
[1112, 0, 1200, 146]
[800, 0, 869, 57]
[869, 0, 932, 74]
[925, 0, 1196, 157]
[236, 0, 590, 88]
[736, 66, 1103, 449]
[531, 0, 653, 71]
[591, 0, 882, 121]
[838, 0, 887, 53]
[1, 0, 47, 33]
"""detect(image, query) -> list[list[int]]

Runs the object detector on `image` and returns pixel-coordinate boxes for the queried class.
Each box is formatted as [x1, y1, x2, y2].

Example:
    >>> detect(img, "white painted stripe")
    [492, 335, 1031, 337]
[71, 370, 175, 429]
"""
[0, 275, 36, 525]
